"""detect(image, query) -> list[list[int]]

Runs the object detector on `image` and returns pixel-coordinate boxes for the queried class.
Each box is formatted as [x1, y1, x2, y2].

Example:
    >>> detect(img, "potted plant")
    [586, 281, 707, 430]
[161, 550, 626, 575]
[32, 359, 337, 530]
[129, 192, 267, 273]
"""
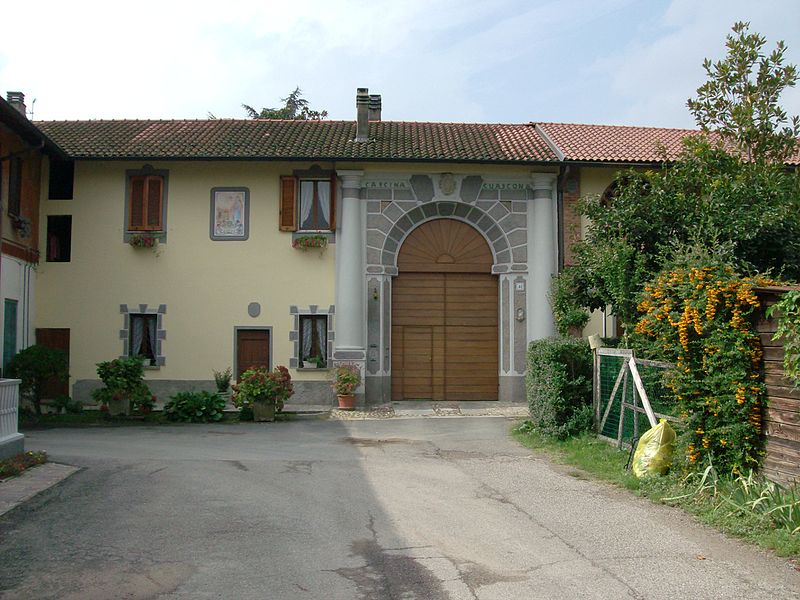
[91, 356, 156, 416]
[232, 366, 293, 422]
[292, 234, 328, 251]
[213, 367, 232, 401]
[302, 355, 325, 369]
[331, 364, 361, 410]
[128, 233, 160, 249]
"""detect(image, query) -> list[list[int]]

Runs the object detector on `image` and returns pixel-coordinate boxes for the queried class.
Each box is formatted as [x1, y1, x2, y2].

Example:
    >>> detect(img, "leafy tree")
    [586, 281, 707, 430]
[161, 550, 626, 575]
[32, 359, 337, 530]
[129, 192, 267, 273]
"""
[687, 21, 799, 164]
[242, 87, 328, 120]
[554, 23, 800, 337]
[7, 345, 69, 416]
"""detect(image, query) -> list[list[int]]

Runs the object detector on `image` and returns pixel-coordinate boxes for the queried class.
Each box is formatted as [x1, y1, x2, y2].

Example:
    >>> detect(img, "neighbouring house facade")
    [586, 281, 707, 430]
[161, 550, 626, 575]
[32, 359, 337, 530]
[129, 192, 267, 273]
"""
[0, 93, 67, 378]
[25, 88, 705, 407]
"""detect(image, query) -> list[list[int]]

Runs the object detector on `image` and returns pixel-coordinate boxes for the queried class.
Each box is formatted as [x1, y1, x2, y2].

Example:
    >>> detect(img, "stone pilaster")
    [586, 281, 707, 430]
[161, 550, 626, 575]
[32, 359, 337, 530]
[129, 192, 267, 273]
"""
[333, 170, 366, 400]
[365, 274, 392, 405]
[528, 173, 557, 341]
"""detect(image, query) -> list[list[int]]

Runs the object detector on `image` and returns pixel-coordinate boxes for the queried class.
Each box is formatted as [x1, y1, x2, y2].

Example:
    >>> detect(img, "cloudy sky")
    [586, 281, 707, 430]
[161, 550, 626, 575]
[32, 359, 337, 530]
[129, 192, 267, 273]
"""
[1, 0, 798, 128]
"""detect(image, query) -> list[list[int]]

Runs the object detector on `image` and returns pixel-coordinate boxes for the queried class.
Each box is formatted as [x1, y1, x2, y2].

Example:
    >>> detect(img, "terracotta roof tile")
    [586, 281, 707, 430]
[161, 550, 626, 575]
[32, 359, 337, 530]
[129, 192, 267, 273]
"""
[535, 121, 800, 165]
[34, 119, 556, 163]
[34, 118, 800, 166]
[535, 122, 699, 163]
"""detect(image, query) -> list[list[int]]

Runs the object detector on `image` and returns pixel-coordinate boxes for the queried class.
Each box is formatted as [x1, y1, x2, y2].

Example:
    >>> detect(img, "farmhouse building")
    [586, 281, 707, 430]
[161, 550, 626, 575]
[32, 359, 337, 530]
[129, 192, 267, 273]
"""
[4, 88, 708, 406]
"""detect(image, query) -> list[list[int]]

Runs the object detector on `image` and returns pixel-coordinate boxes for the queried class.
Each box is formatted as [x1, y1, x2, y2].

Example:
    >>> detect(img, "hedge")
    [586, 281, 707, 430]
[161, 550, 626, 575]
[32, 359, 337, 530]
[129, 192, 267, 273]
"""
[525, 337, 593, 439]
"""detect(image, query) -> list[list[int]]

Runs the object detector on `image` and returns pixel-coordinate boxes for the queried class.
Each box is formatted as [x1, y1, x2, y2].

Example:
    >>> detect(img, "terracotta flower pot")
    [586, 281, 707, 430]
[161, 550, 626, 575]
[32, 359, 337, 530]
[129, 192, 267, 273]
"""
[108, 397, 130, 416]
[337, 394, 355, 410]
[252, 401, 276, 422]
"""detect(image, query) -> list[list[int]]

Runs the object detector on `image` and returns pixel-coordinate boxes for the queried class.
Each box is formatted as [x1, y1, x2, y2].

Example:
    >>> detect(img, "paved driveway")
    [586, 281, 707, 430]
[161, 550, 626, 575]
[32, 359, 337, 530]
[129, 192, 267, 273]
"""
[1, 417, 798, 599]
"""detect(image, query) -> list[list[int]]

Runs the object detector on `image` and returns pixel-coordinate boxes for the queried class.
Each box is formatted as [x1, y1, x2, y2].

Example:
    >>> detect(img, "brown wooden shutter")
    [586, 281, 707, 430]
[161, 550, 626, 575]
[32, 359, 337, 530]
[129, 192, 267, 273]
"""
[145, 176, 163, 230]
[329, 173, 337, 231]
[128, 176, 146, 230]
[279, 176, 297, 232]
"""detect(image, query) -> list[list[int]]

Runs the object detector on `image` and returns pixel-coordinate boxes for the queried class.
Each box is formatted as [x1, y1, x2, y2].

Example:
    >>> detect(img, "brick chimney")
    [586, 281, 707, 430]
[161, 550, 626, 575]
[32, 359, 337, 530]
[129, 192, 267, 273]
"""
[355, 88, 370, 142]
[6, 91, 26, 117]
[368, 94, 381, 121]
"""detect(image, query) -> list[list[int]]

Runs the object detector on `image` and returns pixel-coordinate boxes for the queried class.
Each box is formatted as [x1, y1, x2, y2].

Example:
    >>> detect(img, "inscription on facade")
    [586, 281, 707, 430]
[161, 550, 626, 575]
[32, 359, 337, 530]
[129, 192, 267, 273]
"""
[363, 180, 410, 189]
[481, 182, 529, 191]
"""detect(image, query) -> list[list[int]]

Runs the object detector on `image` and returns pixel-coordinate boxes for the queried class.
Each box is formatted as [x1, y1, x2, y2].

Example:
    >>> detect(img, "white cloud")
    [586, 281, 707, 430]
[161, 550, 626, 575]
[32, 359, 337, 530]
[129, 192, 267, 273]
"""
[1, 0, 798, 125]
[591, 0, 800, 127]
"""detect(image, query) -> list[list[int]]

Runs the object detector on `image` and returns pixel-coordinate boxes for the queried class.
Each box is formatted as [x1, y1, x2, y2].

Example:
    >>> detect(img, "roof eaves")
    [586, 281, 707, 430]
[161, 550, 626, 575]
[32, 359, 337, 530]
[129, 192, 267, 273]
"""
[1, 98, 68, 159]
[67, 154, 560, 166]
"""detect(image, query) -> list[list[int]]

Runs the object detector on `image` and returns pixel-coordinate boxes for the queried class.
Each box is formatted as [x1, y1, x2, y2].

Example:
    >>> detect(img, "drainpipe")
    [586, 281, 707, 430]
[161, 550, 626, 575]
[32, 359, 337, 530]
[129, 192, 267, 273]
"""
[556, 164, 570, 272]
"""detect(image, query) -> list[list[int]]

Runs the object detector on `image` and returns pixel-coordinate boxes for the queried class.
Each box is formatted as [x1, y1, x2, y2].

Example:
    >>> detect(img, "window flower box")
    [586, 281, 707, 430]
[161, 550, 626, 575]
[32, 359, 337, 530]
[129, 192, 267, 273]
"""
[129, 233, 161, 249]
[10, 215, 32, 239]
[292, 234, 328, 251]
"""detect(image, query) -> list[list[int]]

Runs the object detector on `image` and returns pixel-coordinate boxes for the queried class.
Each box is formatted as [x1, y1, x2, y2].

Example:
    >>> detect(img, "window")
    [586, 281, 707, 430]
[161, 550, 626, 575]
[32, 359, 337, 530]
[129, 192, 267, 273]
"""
[299, 180, 332, 231]
[48, 159, 74, 200]
[125, 167, 168, 241]
[299, 315, 328, 367]
[128, 175, 164, 231]
[8, 157, 22, 217]
[129, 314, 158, 366]
[279, 171, 336, 232]
[46, 215, 72, 262]
[120, 303, 166, 366]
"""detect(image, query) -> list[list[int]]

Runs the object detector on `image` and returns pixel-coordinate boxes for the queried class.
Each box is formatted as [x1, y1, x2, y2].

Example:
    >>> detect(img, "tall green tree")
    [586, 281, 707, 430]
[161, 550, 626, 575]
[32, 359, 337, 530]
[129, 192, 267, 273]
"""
[554, 22, 800, 336]
[242, 87, 328, 120]
[687, 21, 799, 164]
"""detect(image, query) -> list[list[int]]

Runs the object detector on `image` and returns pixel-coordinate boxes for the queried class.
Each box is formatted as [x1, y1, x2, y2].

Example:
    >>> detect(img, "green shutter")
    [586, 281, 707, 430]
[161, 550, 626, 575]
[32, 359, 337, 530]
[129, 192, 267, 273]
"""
[3, 300, 18, 375]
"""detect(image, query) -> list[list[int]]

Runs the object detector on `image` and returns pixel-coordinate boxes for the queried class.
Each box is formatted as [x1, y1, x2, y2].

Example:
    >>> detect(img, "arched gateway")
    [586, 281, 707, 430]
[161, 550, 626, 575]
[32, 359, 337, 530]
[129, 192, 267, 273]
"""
[391, 219, 498, 401]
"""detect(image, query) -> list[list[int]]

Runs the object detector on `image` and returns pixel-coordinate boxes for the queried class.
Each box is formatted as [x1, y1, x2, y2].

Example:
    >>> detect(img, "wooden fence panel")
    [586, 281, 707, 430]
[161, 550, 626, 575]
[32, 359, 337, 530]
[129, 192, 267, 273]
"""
[755, 287, 800, 485]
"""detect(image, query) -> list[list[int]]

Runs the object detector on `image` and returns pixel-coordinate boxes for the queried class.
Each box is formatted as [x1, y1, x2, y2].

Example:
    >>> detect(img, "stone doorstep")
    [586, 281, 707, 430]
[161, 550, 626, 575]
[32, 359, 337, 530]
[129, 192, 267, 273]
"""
[0, 462, 81, 517]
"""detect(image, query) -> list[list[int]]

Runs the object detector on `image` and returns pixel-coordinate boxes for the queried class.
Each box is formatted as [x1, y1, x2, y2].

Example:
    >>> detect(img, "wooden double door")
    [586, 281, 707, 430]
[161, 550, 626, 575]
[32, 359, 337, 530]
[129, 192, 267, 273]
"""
[391, 219, 498, 401]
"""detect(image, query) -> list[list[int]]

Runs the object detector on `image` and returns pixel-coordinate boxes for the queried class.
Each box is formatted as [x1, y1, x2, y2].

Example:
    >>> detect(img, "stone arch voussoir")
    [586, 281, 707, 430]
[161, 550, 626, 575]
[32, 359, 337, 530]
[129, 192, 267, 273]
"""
[382, 203, 512, 271]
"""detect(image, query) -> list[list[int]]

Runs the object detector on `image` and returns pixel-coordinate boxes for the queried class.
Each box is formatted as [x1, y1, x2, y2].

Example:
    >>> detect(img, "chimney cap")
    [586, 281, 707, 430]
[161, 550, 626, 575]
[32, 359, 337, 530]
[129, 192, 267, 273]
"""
[6, 91, 25, 103]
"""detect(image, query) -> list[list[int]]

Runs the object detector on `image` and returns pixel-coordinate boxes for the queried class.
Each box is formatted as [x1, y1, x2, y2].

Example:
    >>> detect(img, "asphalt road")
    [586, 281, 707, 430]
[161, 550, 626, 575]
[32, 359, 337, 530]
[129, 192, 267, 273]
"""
[1, 417, 798, 599]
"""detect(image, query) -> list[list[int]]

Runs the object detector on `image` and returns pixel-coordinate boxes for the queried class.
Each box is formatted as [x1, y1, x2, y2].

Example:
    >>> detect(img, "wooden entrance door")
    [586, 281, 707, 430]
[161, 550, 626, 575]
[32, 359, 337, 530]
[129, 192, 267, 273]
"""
[35, 328, 70, 398]
[391, 220, 498, 401]
[236, 329, 270, 380]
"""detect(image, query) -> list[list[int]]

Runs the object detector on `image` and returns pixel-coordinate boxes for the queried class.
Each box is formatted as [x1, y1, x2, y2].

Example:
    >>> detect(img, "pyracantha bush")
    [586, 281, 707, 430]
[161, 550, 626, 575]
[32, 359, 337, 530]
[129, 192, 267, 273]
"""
[634, 264, 778, 473]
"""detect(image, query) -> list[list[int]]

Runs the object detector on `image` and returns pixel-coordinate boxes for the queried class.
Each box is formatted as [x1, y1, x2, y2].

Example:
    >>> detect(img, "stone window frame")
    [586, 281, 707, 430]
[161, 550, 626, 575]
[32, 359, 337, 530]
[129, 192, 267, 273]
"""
[288, 305, 335, 369]
[123, 165, 169, 244]
[119, 303, 167, 367]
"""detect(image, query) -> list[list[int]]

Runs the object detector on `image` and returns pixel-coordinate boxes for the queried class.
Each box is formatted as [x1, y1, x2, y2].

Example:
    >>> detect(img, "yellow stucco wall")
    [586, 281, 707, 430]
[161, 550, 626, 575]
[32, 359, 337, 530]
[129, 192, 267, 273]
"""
[36, 160, 343, 388]
[36, 160, 544, 390]
[579, 166, 621, 338]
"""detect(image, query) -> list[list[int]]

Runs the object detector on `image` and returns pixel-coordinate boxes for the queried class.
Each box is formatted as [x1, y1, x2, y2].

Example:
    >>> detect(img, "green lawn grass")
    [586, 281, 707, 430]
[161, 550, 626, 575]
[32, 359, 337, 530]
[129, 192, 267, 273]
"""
[512, 422, 800, 559]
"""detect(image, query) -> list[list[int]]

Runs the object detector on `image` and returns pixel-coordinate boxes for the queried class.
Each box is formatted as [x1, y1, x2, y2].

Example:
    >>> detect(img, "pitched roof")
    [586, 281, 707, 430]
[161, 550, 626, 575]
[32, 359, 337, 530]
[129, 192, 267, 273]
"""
[33, 118, 800, 166]
[34, 119, 557, 163]
[535, 122, 699, 163]
[536, 122, 800, 165]
[0, 97, 68, 159]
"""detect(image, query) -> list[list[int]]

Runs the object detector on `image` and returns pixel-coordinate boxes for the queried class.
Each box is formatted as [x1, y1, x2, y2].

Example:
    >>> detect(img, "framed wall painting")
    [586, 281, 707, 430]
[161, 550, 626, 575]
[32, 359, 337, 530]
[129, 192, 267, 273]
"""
[210, 187, 249, 241]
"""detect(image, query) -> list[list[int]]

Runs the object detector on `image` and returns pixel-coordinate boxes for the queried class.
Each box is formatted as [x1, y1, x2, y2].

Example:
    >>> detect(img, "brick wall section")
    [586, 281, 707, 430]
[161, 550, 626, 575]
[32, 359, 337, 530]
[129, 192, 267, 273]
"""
[561, 169, 581, 267]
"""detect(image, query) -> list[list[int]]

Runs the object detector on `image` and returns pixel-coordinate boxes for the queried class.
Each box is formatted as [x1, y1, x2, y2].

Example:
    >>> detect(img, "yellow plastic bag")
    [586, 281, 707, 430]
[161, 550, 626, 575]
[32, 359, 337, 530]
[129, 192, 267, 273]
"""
[632, 418, 676, 478]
